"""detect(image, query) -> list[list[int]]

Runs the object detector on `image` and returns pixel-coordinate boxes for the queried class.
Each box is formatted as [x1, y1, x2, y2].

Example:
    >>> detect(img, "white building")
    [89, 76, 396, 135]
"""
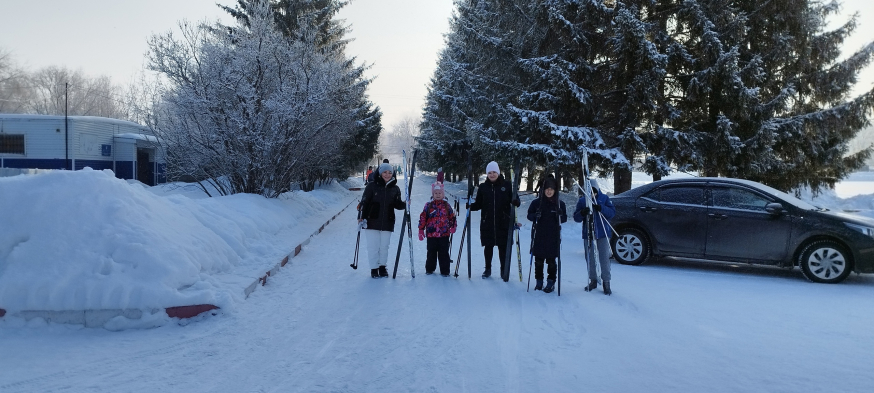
[0, 114, 166, 185]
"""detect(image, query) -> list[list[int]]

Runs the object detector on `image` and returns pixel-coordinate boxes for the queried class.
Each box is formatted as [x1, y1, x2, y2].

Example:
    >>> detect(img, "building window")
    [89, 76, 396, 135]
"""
[0, 134, 25, 154]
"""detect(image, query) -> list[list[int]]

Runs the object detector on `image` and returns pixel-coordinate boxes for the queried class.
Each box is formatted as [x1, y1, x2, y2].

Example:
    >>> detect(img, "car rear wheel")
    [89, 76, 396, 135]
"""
[799, 240, 852, 284]
[612, 228, 650, 266]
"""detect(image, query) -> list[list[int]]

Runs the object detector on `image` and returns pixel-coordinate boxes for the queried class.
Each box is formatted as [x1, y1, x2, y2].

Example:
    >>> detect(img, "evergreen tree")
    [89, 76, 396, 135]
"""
[656, 0, 874, 192]
[220, 0, 382, 182]
[423, 0, 874, 194]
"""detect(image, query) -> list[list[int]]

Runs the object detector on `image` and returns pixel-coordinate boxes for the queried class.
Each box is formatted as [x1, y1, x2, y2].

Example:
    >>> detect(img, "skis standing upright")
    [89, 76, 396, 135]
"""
[466, 153, 474, 279]
[454, 152, 475, 279]
[502, 159, 521, 282]
[392, 149, 418, 278]
[406, 150, 418, 277]
[526, 179, 545, 292]
[512, 162, 523, 281]
[581, 149, 601, 287]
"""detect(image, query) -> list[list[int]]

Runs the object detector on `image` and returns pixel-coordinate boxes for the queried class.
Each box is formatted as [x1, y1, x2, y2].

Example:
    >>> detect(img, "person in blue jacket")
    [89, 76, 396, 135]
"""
[573, 179, 616, 295]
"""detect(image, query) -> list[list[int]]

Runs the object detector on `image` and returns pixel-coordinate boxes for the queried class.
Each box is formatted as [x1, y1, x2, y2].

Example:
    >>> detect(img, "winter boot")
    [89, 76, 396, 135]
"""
[534, 280, 543, 291]
[543, 279, 556, 293]
[378, 265, 389, 277]
[603, 281, 612, 296]
[584, 279, 598, 292]
[371, 268, 380, 278]
[482, 266, 491, 278]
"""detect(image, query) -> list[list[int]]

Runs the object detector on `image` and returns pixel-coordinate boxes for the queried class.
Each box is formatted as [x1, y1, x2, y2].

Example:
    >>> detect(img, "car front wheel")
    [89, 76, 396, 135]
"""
[799, 240, 852, 284]
[611, 228, 650, 266]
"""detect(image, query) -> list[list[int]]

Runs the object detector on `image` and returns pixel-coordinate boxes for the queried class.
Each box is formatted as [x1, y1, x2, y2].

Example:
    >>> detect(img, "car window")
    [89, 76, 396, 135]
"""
[645, 186, 705, 206]
[711, 187, 771, 211]
[744, 181, 819, 211]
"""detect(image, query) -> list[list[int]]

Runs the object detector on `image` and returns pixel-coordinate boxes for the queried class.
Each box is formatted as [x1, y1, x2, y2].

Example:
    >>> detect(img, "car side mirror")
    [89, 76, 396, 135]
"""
[765, 202, 784, 215]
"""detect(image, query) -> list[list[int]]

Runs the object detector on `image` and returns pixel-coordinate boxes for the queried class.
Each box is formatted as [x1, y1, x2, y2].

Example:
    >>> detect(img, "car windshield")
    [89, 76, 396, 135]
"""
[752, 182, 821, 211]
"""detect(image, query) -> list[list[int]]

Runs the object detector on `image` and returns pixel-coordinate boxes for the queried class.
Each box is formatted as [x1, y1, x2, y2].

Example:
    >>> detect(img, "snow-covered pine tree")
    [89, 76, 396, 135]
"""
[734, 0, 874, 193]
[655, 0, 874, 193]
[220, 0, 382, 187]
[148, 1, 358, 197]
[418, 0, 512, 176]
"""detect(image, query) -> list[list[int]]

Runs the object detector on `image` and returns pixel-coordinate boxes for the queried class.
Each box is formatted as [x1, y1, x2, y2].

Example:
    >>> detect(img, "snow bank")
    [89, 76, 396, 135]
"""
[0, 169, 354, 316]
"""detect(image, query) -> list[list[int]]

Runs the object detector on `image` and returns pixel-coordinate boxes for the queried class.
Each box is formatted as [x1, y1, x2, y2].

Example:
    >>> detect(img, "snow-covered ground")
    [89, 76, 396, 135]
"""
[1, 169, 873, 392]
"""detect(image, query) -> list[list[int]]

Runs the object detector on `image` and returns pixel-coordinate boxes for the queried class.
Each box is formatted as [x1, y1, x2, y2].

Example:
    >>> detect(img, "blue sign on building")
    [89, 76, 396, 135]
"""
[101, 144, 112, 157]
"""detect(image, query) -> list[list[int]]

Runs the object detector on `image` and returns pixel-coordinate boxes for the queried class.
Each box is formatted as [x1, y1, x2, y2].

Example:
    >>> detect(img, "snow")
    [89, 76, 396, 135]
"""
[1, 169, 873, 392]
[0, 168, 357, 316]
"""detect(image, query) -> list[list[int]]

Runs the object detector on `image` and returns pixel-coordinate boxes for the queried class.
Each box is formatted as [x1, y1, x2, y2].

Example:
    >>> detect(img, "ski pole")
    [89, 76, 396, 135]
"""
[526, 252, 535, 292]
[516, 224, 523, 282]
[557, 209, 562, 296]
[352, 230, 361, 270]
[351, 208, 364, 269]
[453, 224, 468, 277]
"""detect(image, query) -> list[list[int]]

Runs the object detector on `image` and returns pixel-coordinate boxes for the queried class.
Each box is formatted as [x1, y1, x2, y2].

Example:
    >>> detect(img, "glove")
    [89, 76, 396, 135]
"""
[579, 207, 590, 216]
[449, 226, 456, 234]
[418, 230, 425, 241]
[535, 211, 542, 221]
[593, 204, 601, 212]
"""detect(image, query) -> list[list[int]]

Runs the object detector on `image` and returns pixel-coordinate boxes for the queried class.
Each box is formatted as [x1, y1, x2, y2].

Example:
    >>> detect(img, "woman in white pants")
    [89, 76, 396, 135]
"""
[359, 163, 406, 277]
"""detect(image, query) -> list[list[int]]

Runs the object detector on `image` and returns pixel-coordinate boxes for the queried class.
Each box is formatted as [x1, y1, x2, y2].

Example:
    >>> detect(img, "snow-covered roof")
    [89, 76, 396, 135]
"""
[0, 114, 148, 130]
[114, 133, 159, 143]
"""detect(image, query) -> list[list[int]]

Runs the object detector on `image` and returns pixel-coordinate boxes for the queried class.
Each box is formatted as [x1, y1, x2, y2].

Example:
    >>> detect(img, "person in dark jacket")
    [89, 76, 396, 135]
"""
[469, 161, 520, 278]
[573, 179, 616, 294]
[359, 162, 407, 278]
[526, 177, 567, 293]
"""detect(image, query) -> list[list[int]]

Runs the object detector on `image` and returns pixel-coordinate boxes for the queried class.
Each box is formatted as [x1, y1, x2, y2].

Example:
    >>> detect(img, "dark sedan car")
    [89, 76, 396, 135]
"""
[608, 177, 874, 283]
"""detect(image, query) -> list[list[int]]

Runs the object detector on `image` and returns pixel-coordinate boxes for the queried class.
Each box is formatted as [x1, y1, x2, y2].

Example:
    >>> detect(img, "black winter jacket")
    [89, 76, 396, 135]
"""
[470, 175, 520, 247]
[527, 196, 567, 259]
[360, 175, 406, 231]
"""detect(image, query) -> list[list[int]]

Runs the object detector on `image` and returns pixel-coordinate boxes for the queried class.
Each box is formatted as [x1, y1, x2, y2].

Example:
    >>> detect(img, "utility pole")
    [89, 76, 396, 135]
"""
[65, 82, 69, 170]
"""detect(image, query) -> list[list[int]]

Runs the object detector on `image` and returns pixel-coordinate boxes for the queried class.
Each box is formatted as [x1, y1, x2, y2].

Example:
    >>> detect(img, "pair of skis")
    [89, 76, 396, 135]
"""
[581, 149, 601, 290]
[502, 160, 523, 282]
[454, 152, 474, 279]
[392, 150, 418, 279]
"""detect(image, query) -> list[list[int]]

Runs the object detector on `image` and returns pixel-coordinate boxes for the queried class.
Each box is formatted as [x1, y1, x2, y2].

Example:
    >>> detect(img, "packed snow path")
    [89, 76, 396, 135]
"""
[2, 174, 874, 392]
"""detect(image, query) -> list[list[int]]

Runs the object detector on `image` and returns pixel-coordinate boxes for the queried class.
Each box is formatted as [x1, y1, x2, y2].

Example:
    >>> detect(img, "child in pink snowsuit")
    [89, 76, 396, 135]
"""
[418, 182, 457, 276]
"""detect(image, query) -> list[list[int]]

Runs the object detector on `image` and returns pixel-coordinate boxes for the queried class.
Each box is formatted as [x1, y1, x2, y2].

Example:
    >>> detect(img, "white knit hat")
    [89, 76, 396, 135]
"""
[377, 163, 393, 174]
[486, 161, 500, 174]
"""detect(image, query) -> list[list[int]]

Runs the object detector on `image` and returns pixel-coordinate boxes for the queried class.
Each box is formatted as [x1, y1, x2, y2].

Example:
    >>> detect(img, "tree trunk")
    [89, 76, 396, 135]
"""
[525, 163, 534, 192]
[613, 166, 632, 195]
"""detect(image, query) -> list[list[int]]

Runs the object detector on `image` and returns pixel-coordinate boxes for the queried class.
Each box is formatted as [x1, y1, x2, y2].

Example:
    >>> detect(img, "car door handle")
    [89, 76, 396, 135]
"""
[708, 213, 728, 220]
[639, 206, 657, 212]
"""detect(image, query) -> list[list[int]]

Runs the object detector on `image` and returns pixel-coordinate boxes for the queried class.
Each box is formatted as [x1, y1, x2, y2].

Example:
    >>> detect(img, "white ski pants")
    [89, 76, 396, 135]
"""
[586, 237, 612, 282]
[365, 229, 393, 269]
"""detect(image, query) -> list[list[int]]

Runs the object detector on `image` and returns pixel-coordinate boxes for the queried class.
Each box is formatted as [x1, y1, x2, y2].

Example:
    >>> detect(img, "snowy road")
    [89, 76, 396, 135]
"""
[2, 174, 874, 392]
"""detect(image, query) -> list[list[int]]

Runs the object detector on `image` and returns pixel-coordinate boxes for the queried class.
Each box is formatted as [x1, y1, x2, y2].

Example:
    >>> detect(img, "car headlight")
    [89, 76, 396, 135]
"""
[845, 222, 874, 239]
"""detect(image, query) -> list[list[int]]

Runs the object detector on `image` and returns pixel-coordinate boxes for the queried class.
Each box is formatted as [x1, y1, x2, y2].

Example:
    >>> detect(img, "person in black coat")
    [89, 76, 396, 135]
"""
[469, 161, 520, 278]
[359, 162, 407, 278]
[526, 177, 567, 293]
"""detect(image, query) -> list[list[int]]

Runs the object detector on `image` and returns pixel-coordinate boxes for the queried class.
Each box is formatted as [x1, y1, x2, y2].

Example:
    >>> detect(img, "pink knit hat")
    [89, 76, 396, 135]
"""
[432, 182, 444, 192]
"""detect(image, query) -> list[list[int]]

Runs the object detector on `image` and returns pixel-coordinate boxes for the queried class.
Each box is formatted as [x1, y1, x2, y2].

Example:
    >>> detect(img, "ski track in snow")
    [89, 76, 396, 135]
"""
[2, 175, 874, 392]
